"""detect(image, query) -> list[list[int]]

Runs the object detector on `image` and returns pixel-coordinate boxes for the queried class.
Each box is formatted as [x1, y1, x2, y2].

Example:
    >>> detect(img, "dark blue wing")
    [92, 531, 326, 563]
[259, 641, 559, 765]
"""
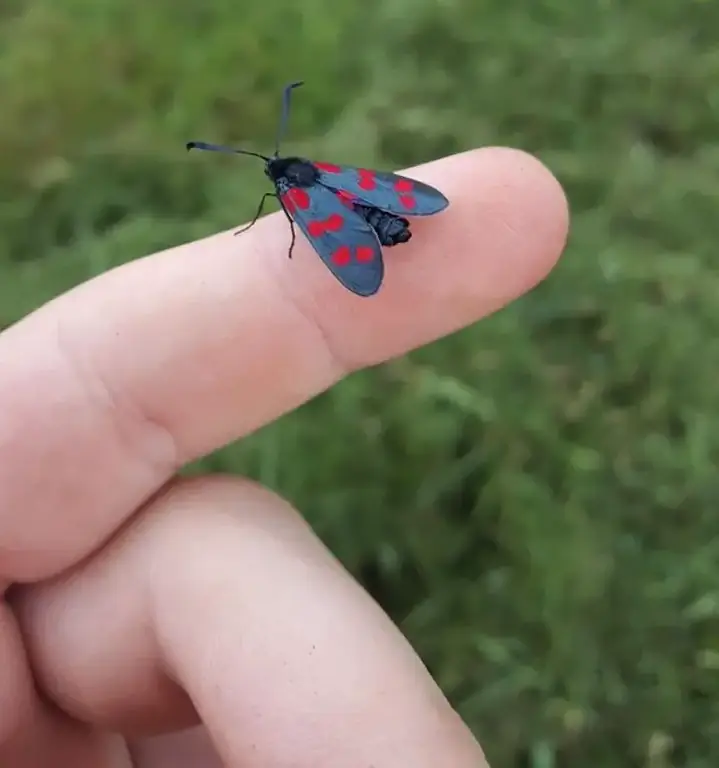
[312, 161, 449, 216]
[280, 183, 384, 297]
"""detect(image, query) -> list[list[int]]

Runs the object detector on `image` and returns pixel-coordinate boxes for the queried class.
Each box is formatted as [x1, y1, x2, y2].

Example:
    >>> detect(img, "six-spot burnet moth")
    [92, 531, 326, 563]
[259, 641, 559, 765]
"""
[187, 81, 449, 297]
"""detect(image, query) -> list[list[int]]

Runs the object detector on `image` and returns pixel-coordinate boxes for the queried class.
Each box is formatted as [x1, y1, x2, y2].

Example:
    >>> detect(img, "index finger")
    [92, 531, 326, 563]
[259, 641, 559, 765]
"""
[0, 147, 568, 582]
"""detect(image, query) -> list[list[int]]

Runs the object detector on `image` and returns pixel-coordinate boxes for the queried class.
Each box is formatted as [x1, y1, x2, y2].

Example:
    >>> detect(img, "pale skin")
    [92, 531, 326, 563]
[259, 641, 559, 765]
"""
[0, 147, 569, 767]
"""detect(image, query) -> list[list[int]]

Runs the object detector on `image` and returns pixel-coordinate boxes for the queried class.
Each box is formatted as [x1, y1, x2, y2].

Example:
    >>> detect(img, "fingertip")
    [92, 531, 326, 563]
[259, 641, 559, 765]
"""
[471, 146, 570, 281]
[415, 145, 569, 293]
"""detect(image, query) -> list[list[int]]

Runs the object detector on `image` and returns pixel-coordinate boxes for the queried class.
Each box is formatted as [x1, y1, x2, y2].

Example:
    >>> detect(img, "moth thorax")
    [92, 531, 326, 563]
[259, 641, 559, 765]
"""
[268, 157, 318, 187]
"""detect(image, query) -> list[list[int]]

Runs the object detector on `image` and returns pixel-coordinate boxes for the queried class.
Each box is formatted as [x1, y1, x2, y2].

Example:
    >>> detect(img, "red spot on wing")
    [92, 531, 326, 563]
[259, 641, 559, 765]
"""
[332, 245, 351, 266]
[307, 213, 345, 237]
[355, 246, 375, 263]
[281, 193, 295, 215]
[399, 194, 417, 209]
[287, 188, 310, 209]
[307, 220, 325, 237]
[358, 169, 377, 190]
[325, 213, 344, 231]
[315, 162, 341, 173]
[394, 178, 414, 193]
[335, 189, 357, 208]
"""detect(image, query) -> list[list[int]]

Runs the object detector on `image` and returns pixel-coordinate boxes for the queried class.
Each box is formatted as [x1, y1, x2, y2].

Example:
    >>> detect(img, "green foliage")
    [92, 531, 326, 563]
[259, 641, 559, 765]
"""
[2, 0, 719, 764]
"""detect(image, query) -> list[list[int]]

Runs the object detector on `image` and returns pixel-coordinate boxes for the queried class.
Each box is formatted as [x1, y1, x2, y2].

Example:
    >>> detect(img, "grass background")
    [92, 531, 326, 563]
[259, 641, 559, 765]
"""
[2, 0, 719, 764]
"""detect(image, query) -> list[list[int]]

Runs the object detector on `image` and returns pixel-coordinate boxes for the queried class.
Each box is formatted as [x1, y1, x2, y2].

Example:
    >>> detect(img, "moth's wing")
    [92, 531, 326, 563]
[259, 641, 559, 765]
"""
[312, 161, 449, 216]
[280, 184, 385, 297]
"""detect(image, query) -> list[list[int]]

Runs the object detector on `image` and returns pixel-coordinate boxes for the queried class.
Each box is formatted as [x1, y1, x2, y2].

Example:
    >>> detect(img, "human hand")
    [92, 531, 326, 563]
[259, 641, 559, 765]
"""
[0, 148, 568, 767]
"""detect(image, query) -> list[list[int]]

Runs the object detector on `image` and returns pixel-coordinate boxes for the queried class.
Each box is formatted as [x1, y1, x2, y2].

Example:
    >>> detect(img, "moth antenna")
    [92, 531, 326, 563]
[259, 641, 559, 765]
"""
[273, 80, 304, 157]
[186, 141, 269, 162]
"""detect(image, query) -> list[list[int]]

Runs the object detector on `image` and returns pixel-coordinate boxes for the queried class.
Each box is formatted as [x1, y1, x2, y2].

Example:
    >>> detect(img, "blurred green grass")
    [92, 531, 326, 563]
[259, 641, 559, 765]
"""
[2, 0, 719, 764]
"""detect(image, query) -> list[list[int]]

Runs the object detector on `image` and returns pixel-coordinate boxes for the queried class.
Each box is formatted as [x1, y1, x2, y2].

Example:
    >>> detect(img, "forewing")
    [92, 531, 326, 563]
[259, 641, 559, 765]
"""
[280, 184, 384, 297]
[312, 161, 449, 216]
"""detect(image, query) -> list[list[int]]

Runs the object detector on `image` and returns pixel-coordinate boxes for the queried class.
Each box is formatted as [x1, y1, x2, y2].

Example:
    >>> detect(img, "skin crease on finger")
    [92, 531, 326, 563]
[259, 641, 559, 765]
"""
[0, 147, 568, 585]
[0, 147, 568, 766]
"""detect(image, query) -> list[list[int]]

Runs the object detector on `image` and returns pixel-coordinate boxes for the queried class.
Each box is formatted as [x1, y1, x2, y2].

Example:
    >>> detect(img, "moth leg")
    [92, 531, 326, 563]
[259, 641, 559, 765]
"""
[234, 192, 276, 236]
[276, 195, 297, 259]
